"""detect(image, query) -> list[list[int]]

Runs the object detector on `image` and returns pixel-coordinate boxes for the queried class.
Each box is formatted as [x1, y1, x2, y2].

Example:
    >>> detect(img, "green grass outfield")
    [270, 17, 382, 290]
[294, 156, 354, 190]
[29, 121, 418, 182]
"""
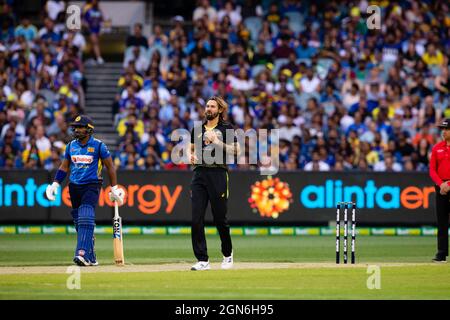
[0, 234, 449, 299]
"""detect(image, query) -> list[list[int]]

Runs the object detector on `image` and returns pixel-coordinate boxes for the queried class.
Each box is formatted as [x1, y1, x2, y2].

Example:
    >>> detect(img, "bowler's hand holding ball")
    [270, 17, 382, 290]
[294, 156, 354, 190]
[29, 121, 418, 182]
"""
[204, 130, 219, 144]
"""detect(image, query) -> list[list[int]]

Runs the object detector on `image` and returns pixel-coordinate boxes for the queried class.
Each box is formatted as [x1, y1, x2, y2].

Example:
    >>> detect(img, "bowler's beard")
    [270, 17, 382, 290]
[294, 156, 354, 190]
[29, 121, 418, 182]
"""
[206, 111, 219, 121]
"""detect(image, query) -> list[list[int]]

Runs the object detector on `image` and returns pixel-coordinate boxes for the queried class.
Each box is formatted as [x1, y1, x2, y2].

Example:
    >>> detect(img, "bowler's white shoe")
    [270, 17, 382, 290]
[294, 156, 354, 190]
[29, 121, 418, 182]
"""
[221, 252, 233, 269]
[191, 261, 210, 271]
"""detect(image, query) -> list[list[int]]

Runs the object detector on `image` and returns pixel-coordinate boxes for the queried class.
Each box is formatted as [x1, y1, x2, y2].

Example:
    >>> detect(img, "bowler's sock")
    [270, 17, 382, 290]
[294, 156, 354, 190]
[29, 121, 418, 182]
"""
[76, 205, 95, 261]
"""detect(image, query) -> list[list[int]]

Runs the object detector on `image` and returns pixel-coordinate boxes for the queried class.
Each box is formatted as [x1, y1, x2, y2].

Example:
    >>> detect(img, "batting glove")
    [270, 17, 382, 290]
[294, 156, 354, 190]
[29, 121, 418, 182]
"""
[109, 185, 125, 205]
[45, 182, 60, 201]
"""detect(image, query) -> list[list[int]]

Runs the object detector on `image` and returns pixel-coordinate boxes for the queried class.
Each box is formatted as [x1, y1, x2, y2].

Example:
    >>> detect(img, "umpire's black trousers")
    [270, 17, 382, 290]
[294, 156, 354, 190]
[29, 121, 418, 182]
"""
[435, 186, 450, 256]
[191, 167, 232, 261]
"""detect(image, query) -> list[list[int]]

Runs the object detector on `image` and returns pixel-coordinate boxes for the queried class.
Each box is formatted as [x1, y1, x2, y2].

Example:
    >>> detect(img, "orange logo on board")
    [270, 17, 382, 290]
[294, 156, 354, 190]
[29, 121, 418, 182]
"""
[248, 177, 293, 219]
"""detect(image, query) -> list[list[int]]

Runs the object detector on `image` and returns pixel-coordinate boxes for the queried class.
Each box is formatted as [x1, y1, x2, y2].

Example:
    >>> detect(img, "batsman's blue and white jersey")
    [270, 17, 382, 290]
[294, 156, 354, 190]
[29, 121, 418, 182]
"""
[64, 136, 111, 185]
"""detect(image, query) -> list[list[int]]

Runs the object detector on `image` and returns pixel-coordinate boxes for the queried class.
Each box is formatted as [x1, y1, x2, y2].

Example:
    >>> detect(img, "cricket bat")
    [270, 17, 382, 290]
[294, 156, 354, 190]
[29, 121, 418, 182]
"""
[113, 201, 125, 266]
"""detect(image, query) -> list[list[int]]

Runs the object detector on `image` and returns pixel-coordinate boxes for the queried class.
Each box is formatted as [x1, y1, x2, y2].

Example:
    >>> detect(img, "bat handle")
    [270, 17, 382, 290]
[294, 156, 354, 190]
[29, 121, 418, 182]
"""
[114, 201, 119, 218]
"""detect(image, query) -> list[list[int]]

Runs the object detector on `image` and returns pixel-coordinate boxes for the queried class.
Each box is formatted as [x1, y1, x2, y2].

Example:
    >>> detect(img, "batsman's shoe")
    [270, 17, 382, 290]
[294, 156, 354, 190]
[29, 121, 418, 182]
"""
[191, 261, 210, 271]
[73, 255, 91, 266]
[221, 252, 233, 270]
[432, 254, 447, 263]
[73, 255, 98, 266]
[89, 260, 99, 266]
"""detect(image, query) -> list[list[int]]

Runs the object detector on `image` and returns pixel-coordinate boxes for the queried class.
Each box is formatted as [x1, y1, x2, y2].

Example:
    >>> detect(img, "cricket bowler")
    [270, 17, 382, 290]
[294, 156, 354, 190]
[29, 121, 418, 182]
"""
[45, 115, 125, 266]
[189, 96, 240, 271]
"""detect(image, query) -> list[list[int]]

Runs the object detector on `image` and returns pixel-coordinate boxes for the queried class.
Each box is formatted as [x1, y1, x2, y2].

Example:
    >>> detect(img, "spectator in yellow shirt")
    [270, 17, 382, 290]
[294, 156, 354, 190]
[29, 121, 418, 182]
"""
[116, 113, 144, 138]
[422, 43, 444, 67]
[372, 99, 396, 120]
[117, 66, 144, 90]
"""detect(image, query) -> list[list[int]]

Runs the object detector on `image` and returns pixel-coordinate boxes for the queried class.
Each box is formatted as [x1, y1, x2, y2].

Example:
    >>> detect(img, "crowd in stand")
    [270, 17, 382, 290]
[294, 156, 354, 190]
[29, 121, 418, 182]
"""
[0, 0, 105, 170]
[113, 0, 449, 171]
[1, 0, 449, 172]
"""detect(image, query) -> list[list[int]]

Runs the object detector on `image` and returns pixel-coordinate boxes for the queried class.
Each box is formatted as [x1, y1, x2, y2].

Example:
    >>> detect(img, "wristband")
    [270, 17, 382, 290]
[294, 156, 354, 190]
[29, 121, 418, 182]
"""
[54, 169, 67, 184]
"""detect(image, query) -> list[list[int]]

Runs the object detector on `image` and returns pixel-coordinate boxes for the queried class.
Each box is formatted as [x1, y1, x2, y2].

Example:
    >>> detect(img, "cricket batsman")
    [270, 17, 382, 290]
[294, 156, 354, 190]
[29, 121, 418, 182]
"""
[45, 115, 125, 266]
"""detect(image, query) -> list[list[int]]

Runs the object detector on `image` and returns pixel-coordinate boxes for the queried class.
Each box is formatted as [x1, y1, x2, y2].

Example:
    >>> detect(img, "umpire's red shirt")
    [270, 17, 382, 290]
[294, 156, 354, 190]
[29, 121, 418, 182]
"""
[429, 141, 450, 186]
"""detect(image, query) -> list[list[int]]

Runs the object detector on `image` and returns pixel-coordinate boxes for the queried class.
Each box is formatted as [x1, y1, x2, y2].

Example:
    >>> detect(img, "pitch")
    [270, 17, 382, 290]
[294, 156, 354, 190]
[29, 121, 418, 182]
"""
[0, 234, 449, 299]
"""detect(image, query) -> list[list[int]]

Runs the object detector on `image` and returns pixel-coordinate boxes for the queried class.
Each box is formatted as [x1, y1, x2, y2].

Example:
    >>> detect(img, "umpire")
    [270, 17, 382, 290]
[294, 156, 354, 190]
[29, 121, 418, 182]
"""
[429, 118, 450, 262]
[46, 115, 125, 266]
[189, 96, 240, 271]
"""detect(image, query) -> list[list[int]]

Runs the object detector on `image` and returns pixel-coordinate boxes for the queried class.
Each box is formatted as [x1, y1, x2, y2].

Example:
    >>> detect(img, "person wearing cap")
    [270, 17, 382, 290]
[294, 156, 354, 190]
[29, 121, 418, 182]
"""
[169, 16, 186, 42]
[429, 118, 450, 262]
[45, 115, 125, 266]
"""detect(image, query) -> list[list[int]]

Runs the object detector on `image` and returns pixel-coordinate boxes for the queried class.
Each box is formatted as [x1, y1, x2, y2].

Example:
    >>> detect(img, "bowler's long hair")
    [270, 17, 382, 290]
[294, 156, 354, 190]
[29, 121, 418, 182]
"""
[207, 96, 228, 122]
